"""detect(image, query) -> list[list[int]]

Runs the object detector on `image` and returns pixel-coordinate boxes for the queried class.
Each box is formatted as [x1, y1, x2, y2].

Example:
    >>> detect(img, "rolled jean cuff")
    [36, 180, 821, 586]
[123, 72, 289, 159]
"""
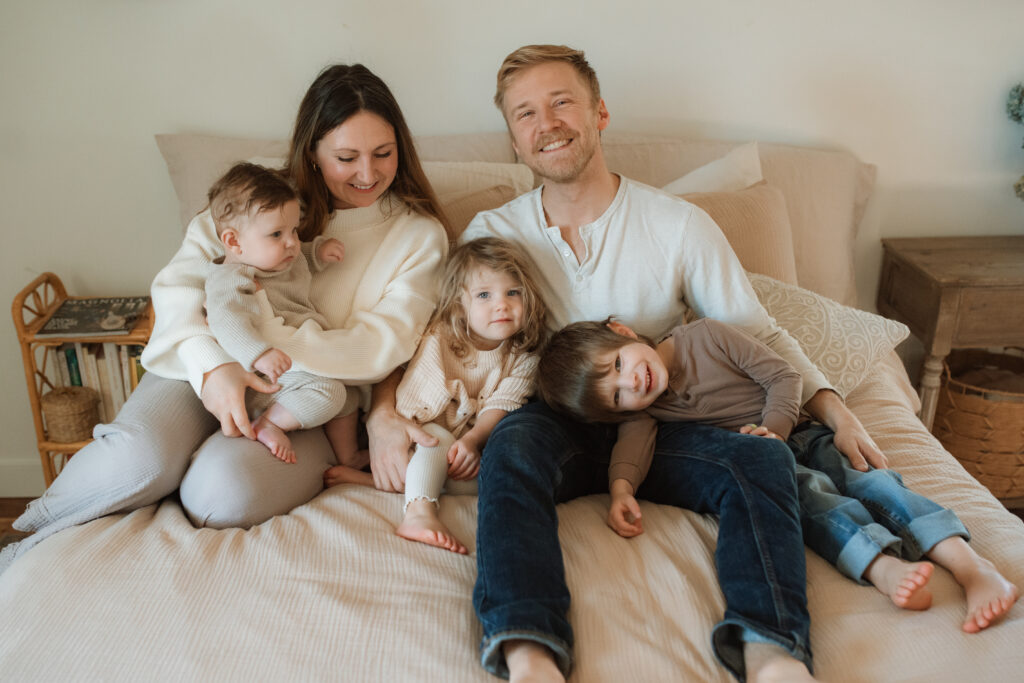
[713, 619, 813, 682]
[836, 524, 901, 585]
[904, 509, 970, 558]
[480, 629, 572, 679]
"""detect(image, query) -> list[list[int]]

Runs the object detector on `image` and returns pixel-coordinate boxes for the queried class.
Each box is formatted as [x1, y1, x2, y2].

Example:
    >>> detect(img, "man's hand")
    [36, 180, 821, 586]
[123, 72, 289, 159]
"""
[739, 424, 785, 441]
[201, 362, 279, 439]
[253, 348, 291, 384]
[804, 389, 889, 470]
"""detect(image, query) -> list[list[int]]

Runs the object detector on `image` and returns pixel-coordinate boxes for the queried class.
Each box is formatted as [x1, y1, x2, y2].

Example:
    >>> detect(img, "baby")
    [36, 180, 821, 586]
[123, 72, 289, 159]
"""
[538, 316, 1019, 633]
[205, 161, 349, 463]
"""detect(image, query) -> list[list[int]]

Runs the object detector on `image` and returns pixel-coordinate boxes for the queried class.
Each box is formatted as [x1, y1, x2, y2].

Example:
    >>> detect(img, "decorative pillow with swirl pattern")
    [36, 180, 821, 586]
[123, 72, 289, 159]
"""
[747, 273, 909, 398]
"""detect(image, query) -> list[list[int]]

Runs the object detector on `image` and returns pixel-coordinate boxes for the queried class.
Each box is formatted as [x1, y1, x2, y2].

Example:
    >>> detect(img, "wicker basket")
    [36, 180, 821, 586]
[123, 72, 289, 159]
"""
[933, 349, 1024, 501]
[40, 386, 100, 443]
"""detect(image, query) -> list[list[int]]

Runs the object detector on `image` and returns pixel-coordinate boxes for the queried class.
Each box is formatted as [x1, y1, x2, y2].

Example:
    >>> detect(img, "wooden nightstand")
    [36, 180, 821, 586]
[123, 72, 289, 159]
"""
[876, 235, 1024, 431]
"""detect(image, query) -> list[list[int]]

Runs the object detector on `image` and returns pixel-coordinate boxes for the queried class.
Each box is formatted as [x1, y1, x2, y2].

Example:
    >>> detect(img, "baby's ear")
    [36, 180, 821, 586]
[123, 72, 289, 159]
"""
[606, 320, 639, 339]
[220, 228, 242, 255]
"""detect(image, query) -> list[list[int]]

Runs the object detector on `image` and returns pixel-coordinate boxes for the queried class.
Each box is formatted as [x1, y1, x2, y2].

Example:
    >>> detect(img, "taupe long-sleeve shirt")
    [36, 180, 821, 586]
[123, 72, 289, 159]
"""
[610, 318, 802, 491]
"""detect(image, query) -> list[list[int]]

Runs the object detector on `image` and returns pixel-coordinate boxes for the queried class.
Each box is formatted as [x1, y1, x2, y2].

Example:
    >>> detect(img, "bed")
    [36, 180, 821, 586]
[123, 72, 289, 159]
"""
[2, 131, 1022, 682]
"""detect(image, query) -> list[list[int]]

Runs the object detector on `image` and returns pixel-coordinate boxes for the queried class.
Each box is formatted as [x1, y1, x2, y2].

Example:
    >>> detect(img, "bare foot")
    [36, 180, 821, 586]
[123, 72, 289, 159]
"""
[254, 415, 295, 464]
[958, 557, 1019, 633]
[323, 464, 374, 488]
[865, 555, 934, 610]
[504, 640, 565, 683]
[745, 642, 816, 683]
[396, 499, 467, 554]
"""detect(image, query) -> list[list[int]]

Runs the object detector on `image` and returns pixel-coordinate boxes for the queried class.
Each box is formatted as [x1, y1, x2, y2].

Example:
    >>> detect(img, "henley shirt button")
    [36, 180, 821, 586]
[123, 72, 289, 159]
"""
[562, 250, 571, 257]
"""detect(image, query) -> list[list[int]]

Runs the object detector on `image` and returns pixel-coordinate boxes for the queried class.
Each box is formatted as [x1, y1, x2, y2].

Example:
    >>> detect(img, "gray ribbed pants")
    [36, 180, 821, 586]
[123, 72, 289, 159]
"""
[5, 373, 340, 568]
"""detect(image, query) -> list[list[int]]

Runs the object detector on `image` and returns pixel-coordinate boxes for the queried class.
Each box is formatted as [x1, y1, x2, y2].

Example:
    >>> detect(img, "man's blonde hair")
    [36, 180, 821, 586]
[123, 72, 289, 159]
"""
[494, 44, 601, 115]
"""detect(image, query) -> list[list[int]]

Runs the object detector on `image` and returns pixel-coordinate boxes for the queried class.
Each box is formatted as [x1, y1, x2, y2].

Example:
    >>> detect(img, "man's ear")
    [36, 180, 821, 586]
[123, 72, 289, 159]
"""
[596, 98, 610, 132]
[606, 320, 638, 339]
[220, 228, 242, 255]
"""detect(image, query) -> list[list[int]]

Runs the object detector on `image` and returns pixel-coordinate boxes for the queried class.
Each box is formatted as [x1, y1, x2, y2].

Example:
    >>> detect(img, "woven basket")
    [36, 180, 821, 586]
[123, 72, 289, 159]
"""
[40, 386, 100, 443]
[933, 349, 1024, 501]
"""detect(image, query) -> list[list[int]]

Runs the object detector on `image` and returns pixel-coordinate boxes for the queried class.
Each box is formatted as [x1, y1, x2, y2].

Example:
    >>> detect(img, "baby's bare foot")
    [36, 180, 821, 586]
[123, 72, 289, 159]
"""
[254, 417, 295, 464]
[867, 555, 934, 610]
[323, 464, 374, 488]
[959, 558, 1019, 633]
[397, 501, 467, 554]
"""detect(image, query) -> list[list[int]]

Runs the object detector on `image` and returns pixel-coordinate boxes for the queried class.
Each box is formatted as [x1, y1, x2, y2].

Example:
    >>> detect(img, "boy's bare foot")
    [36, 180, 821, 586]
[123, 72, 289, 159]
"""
[504, 640, 565, 683]
[958, 557, 1019, 633]
[865, 554, 934, 610]
[323, 464, 374, 488]
[744, 642, 816, 683]
[396, 499, 467, 554]
[254, 415, 295, 464]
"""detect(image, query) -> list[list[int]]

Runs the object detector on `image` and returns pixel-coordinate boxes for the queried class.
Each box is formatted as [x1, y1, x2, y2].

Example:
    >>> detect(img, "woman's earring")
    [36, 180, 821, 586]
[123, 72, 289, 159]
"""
[311, 160, 319, 172]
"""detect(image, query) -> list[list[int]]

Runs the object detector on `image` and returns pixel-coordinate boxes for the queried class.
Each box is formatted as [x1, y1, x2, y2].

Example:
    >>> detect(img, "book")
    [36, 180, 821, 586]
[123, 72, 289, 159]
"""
[102, 343, 125, 415]
[64, 345, 82, 386]
[37, 296, 150, 338]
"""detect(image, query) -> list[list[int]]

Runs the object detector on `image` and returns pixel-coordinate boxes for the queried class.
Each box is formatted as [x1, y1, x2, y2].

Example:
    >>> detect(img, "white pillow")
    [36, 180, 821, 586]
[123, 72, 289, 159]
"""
[660, 142, 762, 194]
[748, 273, 909, 398]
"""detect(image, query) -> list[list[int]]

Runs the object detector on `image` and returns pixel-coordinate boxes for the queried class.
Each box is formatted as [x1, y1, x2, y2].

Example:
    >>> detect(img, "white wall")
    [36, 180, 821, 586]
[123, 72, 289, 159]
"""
[2, 0, 1022, 495]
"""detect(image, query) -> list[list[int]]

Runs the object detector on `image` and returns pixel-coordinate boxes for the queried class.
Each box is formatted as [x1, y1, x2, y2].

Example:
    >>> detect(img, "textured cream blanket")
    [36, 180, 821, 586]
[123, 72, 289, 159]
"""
[2, 352, 1023, 681]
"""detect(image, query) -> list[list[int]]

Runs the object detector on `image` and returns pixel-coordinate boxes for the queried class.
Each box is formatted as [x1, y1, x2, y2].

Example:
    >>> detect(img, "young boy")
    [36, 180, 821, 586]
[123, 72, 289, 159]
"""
[205, 162, 353, 463]
[537, 317, 1019, 633]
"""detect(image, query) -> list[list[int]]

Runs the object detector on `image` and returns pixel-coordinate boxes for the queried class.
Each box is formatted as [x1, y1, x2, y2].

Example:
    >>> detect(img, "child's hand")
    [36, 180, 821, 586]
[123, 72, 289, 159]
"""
[317, 238, 345, 264]
[608, 494, 644, 537]
[608, 479, 643, 537]
[253, 348, 292, 384]
[446, 438, 481, 481]
[740, 424, 785, 441]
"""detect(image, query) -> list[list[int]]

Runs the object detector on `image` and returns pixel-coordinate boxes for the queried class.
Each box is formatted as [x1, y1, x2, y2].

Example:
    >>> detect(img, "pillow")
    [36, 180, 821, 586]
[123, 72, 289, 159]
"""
[154, 134, 533, 235]
[747, 273, 909, 398]
[421, 161, 534, 236]
[681, 183, 799, 285]
[661, 142, 763, 194]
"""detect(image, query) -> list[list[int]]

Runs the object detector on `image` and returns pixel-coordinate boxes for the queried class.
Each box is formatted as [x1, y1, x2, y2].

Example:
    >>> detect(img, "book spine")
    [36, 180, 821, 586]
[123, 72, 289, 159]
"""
[49, 346, 69, 388]
[102, 342, 125, 415]
[119, 345, 132, 397]
[94, 350, 115, 424]
[78, 343, 107, 423]
[64, 345, 82, 386]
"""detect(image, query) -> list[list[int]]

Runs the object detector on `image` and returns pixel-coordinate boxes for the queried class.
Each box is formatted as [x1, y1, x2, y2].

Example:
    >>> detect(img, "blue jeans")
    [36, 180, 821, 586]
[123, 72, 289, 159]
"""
[788, 423, 969, 583]
[473, 402, 811, 681]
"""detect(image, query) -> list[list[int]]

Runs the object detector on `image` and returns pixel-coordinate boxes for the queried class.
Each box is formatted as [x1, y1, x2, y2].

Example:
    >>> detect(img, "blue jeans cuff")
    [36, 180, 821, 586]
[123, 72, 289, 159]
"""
[713, 619, 813, 682]
[480, 629, 572, 679]
[904, 509, 970, 558]
[836, 524, 901, 584]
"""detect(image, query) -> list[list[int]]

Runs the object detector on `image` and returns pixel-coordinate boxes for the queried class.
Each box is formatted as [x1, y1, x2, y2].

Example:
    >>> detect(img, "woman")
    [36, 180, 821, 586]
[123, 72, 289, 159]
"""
[2, 64, 452, 568]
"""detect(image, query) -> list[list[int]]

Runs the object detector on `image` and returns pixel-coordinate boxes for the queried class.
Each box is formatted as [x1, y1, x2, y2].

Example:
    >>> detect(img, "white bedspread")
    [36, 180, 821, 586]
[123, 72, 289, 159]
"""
[2, 352, 1023, 682]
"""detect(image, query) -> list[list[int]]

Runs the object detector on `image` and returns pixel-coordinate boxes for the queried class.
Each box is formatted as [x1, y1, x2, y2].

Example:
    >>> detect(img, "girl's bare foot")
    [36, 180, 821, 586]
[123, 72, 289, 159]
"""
[504, 640, 565, 683]
[323, 464, 374, 488]
[254, 415, 295, 463]
[396, 499, 467, 554]
[958, 557, 1019, 633]
[865, 554, 934, 610]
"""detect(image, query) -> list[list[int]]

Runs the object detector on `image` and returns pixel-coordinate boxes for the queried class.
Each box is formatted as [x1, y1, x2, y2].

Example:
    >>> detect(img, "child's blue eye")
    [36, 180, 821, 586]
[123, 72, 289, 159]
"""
[271, 231, 282, 238]
[507, 289, 522, 297]
[613, 390, 620, 406]
[614, 356, 621, 372]
[477, 291, 489, 299]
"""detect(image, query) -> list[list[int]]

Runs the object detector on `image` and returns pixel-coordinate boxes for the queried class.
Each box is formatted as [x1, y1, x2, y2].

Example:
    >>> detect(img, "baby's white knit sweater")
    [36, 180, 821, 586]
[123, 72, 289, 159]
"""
[142, 196, 448, 396]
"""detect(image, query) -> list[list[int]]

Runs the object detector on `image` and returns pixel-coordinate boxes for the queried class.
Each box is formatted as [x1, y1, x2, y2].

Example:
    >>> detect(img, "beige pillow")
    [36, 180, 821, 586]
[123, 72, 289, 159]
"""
[748, 273, 909, 398]
[154, 134, 533, 234]
[682, 183, 799, 285]
[662, 142, 763, 194]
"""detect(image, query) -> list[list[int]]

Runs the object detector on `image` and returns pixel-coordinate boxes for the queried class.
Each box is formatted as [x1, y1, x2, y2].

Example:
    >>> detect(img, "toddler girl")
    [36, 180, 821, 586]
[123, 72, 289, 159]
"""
[324, 237, 548, 554]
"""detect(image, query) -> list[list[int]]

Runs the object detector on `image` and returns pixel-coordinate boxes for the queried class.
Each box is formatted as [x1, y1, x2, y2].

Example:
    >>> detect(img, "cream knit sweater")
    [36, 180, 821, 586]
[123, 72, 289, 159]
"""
[395, 332, 539, 438]
[142, 196, 448, 396]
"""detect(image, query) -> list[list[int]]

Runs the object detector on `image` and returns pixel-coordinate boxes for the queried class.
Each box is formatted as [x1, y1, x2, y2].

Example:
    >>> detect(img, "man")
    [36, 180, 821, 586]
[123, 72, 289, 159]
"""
[461, 45, 888, 683]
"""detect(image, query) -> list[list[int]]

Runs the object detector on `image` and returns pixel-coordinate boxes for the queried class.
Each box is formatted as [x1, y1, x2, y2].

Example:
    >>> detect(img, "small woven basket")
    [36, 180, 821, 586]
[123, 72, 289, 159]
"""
[40, 386, 100, 443]
[933, 349, 1024, 501]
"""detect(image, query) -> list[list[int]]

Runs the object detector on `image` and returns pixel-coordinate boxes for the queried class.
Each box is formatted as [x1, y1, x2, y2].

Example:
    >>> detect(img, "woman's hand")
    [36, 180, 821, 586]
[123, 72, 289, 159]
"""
[365, 405, 439, 493]
[804, 389, 889, 470]
[200, 362, 279, 439]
